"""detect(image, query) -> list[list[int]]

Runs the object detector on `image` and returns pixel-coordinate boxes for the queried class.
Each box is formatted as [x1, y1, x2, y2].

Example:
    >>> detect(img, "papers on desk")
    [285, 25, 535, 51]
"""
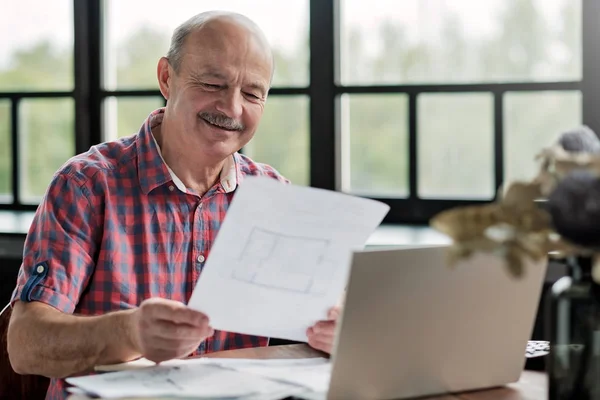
[66, 357, 331, 399]
[67, 359, 301, 398]
[206, 357, 332, 393]
[188, 176, 389, 341]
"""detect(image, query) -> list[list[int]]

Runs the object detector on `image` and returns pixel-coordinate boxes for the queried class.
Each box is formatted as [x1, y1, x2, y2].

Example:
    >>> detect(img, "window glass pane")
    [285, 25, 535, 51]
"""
[104, 0, 309, 89]
[504, 91, 582, 183]
[340, 0, 581, 85]
[19, 98, 74, 203]
[243, 96, 309, 186]
[418, 93, 494, 199]
[104, 97, 165, 141]
[0, 101, 11, 201]
[340, 94, 408, 196]
[0, 1, 73, 91]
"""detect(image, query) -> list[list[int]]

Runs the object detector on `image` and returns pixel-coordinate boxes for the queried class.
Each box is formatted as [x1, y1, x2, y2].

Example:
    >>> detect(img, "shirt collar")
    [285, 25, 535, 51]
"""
[136, 107, 239, 195]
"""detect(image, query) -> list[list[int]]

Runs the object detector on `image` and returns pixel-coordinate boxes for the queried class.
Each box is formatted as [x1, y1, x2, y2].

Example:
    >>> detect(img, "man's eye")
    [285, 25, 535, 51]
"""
[244, 92, 261, 100]
[202, 83, 220, 89]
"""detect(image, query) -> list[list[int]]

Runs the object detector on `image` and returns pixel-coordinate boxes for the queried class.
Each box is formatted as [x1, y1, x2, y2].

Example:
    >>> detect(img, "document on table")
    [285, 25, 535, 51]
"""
[188, 176, 390, 341]
[67, 387, 307, 400]
[66, 361, 301, 399]
[206, 357, 332, 393]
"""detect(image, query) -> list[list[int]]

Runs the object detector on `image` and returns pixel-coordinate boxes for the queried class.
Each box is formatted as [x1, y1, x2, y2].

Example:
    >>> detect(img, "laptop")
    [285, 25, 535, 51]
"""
[326, 244, 547, 400]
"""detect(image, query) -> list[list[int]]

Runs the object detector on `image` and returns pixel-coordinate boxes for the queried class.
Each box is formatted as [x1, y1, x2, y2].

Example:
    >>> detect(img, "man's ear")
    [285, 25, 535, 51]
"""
[157, 57, 172, 100]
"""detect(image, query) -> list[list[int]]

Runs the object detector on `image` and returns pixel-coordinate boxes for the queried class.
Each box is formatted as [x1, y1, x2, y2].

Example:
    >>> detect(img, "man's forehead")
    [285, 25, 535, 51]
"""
[187, 19, 270, 54]
[182, 50, 271, 82]
[185, 21, 272, 63]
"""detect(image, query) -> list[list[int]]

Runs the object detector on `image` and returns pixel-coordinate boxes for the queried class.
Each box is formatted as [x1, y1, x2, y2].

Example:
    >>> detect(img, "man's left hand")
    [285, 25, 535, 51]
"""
[306, 306, 341, 354]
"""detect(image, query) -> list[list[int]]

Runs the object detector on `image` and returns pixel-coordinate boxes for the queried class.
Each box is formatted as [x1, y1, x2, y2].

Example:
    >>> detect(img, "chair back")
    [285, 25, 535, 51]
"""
[0, 303, 50, 399]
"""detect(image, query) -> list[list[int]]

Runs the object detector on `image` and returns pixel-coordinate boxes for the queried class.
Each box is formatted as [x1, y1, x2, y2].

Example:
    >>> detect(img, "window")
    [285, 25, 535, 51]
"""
[340, 0, 580, 85]
[0, 0, 74, 208]
[19, 99, 75, 203]
[103, 97, 165, 141]
[0, 0, 74, 91]
[243, 96, 310, 186]
[0, 0, 591, 226]
[504, 91, 582, 182]
[339, 94, 409, 196]
[417, 93, 494, 199]
[337, 0, 583, 222]
[0, 101, 10, 202]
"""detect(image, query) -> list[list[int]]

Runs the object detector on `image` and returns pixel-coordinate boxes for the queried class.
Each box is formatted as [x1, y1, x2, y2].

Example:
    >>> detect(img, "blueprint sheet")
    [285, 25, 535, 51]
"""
[188, 176, 389, 341]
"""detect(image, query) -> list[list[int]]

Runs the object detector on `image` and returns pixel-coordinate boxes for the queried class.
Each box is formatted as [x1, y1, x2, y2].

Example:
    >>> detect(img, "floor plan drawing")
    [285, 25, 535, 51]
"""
[228, 227, 336, 295]
[102, 366, 187, 392]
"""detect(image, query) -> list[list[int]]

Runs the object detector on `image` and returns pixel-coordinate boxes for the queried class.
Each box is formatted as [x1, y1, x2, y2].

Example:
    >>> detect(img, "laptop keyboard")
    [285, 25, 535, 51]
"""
[526, 340, 550, 358]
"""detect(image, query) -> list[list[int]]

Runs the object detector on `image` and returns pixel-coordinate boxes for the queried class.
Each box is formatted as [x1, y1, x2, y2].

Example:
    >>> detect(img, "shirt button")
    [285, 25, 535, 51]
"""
[169, 185, 175, 191]
[36, 265, 45, 273]
[197, 255, 205, 263]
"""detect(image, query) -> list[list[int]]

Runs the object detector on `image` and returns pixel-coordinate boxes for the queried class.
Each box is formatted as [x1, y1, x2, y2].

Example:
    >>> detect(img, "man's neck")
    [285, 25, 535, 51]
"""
[152, 124, 225, 196]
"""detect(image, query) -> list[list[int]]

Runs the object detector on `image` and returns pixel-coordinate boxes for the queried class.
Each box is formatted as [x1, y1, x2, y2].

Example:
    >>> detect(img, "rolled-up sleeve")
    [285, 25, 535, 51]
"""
[11, 171, 98, 314]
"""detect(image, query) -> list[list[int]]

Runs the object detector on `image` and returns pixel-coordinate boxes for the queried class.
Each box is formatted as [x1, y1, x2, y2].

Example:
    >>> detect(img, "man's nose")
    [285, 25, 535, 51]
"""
[215, 89, 243, 120]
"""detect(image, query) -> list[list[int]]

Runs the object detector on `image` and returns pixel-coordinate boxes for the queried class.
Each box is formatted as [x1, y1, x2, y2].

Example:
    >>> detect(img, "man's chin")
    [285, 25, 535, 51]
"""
[194, 121, 247, 158]
[196, 136, 239, 160]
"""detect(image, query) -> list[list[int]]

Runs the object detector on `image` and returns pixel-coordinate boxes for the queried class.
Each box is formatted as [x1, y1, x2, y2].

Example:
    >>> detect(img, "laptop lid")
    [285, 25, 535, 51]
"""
[327, 245, 547, 400]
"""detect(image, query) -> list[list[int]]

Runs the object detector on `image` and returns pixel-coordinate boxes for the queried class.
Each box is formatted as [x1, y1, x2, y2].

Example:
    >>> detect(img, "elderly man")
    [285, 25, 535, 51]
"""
[7, 11, 339, 399]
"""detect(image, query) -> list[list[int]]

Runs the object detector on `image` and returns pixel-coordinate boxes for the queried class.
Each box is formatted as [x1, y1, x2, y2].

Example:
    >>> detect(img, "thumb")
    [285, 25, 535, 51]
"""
[327, 306, 341, 320]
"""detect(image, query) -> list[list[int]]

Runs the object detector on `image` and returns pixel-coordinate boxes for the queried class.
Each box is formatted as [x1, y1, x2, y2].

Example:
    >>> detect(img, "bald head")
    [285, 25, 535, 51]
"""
[166, 11, 274, 79]
[156, 10, 274, 164]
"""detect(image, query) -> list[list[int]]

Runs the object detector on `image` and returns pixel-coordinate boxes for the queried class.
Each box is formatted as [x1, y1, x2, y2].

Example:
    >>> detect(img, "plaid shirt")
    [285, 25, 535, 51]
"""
[11, 108, 289, 399]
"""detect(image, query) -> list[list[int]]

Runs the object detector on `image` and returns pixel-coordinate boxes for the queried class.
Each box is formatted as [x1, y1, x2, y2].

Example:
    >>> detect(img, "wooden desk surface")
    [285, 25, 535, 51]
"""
[69, 344, 547, 400]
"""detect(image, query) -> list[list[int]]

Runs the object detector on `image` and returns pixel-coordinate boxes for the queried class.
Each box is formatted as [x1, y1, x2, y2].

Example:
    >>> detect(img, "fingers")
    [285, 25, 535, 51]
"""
[311, 320, 336, 338]
[141, 298, 208, 327]
[150, 319, 213, 341]
[306, 327, 334, 354]
[327, 306, 341, 320]
[307, 306, 340, 355]
[307, 337, 332, 354]
[144, 335, 202, 355]
[306, 321, 336, 353]
[133, 298, 215, 362]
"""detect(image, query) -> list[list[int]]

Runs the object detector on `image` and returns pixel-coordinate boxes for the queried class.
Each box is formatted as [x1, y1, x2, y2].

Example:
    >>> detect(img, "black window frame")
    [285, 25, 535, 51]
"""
[1, 0, 598, 225]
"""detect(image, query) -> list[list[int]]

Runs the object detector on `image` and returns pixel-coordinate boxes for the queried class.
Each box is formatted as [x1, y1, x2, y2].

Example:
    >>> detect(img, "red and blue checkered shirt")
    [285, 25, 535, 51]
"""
[11, 107, 289, 399]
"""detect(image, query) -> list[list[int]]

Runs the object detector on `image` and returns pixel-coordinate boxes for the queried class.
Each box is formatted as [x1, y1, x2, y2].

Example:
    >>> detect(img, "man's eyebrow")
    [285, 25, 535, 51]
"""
[191, 71, 228, 81]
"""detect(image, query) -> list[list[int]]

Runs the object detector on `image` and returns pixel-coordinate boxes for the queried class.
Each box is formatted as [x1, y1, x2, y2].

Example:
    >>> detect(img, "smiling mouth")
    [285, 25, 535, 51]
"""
[200, 117, 238, 132]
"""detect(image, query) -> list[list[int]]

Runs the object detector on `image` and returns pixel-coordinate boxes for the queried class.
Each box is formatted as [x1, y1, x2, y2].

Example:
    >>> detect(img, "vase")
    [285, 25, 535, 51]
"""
[545, 255, 600, 400]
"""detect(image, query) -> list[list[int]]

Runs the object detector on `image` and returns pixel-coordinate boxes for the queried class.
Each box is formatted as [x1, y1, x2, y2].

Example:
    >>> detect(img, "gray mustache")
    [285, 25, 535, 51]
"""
[199, 112, 245, 131]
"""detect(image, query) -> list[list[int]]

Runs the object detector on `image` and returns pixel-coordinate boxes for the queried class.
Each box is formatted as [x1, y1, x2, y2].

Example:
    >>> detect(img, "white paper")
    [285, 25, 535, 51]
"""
[188, 176, 389, 341]
[205, 357, 332, 392]
[67, 384, 304, 400]
[66, 362, 297, 399]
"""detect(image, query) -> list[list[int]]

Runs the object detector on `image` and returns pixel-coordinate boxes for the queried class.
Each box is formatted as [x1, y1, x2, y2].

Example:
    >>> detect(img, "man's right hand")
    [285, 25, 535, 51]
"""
[129, 298, 214, 363]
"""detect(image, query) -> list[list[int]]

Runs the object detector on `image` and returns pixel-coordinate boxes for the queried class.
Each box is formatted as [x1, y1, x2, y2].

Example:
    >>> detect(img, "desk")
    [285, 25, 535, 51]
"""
[68, 344, 547, 400]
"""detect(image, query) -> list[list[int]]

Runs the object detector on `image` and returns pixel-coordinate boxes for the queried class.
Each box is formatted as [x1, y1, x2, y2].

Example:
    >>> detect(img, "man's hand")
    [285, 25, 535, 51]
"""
[130, 298, 214, 363]
[306, 306, 341, 354]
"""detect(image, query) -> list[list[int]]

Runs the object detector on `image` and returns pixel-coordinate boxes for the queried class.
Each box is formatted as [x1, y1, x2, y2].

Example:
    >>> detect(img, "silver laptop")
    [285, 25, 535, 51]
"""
[327, 245, 547, 400]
